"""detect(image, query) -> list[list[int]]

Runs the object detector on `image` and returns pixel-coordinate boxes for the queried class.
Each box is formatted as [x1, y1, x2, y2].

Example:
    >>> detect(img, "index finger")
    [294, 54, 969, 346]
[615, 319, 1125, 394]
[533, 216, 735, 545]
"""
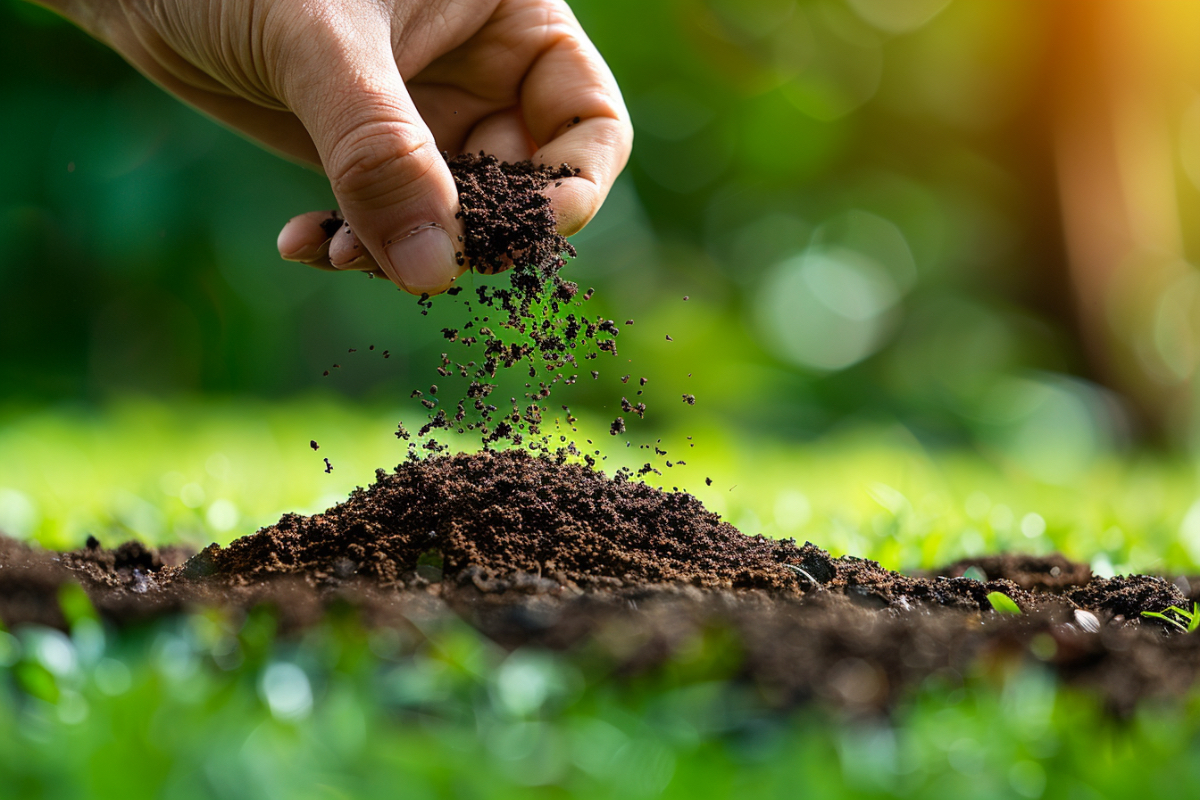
[519, 3, 633, 236]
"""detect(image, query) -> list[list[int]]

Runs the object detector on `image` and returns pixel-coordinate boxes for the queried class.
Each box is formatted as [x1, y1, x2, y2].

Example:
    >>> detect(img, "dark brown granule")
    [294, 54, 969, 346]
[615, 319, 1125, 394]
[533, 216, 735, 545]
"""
[323, 458, 333, 474]
[931, 553, 1092, 592]
[3, 498, 1199, 716]
[450, 152, 576, 276]
[318, 212, 343, 238]
[683, 394, 696, 405]
[201, 450, 810, 591]
[392, 153, 625, 454]
[610, 417, 626, 435]
[310, 440, 319, 451]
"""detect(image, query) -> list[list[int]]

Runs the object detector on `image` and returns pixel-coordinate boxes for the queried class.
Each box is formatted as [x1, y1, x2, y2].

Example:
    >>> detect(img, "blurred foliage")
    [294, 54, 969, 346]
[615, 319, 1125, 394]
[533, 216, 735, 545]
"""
[1, 0, 1108, 453]
[3, 600, 1200, 798]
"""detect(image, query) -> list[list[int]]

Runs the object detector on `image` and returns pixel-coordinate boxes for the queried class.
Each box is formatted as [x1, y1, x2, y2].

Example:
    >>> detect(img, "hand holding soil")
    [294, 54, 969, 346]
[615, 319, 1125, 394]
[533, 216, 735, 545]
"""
[43, 0, 632, 295]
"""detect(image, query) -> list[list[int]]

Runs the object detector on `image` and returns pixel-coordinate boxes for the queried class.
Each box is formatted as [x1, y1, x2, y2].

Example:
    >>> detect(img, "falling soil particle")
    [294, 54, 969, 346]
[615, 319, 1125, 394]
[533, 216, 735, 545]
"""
[382, 153, 631, 457]
[3, 450, 1200, 716]
[449, 153, 575, 276]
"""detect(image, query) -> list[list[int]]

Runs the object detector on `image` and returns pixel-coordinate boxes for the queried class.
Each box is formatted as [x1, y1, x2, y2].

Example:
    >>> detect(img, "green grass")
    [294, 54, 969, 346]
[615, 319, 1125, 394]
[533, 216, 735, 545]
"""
[4, 396, 1200, 575]
[1142, 603, 1200, 634]
[4, 399, 1200, 798]
[4, 605, 1200, 799]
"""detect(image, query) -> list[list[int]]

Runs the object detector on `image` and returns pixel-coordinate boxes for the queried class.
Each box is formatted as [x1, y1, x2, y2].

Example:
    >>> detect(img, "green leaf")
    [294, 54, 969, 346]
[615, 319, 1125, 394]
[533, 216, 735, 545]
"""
[57, 582, 98, 628]
[1140, 609, 1191, 633]
[987, 592, 1021, 615]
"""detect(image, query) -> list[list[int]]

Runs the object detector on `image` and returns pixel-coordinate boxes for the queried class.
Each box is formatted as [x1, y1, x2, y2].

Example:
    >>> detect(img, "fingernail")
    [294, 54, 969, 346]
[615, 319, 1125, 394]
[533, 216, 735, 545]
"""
[277, 223, 315, 260]
[385, 224, 458, 293]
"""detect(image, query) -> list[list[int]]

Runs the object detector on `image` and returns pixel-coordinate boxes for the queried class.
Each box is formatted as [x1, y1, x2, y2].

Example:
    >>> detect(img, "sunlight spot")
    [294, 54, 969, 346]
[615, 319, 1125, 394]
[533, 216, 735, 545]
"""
[847, 0, 951, 34]
[206, 499, 239, 533]
[179, 483, 206, 509]
[0, 488, 38, 539]
[260, 662, 313, 721]
[774, 490, 812, 532]
[1020, 513, 1046, 539]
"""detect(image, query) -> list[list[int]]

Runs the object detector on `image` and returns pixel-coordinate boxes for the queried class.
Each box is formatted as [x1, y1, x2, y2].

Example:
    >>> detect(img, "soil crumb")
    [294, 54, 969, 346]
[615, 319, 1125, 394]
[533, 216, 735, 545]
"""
[4, 451, 1200, 716]
[449, 153, 576, 276]
[205, 450, 806, 591]
[389, 154, 635, 460]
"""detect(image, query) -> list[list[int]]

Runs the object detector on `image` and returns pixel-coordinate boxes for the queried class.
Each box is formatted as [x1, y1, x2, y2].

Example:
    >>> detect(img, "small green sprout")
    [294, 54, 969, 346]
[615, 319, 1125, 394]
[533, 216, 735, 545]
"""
[1140, 602, 1200, 633]
[986, 591, 1022, 615]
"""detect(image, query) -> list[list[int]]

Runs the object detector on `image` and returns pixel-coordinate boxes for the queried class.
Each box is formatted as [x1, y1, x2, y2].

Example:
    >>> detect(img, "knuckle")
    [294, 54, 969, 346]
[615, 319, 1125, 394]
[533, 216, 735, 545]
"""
[326, 119, 440, 205]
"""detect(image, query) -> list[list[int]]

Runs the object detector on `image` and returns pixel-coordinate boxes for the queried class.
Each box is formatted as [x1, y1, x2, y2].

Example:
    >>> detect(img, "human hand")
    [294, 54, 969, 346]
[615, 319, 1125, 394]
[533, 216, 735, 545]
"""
[50, 0, 632, 295]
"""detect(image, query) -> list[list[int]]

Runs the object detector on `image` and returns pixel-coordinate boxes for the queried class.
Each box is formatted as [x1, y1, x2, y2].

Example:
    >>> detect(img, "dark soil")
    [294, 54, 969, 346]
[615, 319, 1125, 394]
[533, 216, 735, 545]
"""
[3, 450, 1198, 716]
[449, 153, 577, 276]
[384, 154, 633, 460]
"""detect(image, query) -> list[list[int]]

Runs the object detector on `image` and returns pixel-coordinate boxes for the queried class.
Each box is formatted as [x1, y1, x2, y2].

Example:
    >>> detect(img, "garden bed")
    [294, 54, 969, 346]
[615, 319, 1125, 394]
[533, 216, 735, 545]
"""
[2, 449, 1197, 716]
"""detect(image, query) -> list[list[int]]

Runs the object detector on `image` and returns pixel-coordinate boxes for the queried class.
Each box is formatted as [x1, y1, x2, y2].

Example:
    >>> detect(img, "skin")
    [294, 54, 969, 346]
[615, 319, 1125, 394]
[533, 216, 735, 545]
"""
[37, 0, 633, 295]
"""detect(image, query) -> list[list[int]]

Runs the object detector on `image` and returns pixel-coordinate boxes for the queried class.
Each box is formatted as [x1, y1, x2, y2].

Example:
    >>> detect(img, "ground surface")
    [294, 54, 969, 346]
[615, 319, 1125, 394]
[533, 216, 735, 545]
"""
[4, 449, 1199, 718]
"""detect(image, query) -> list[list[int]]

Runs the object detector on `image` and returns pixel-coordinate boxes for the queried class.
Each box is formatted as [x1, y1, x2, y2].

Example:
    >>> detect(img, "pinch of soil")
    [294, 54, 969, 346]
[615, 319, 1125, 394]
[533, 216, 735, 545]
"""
[450, 154, 575, 275]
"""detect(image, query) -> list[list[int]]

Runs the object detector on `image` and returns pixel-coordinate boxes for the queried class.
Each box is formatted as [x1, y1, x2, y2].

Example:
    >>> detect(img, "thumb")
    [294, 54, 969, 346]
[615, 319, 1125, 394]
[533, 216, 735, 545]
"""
[285, 43, 463, 295]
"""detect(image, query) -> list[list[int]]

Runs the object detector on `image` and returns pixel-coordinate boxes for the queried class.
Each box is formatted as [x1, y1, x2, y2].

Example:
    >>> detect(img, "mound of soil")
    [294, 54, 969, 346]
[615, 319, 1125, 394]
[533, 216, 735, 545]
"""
[3, 450, 1199, 716]
[191, 449, 809, 591]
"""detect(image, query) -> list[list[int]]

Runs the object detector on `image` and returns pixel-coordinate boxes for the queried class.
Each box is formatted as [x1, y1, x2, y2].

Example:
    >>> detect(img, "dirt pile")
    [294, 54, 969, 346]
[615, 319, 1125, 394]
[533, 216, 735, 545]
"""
[2, 450, 1199, 715]
[189, 449, 810, 591]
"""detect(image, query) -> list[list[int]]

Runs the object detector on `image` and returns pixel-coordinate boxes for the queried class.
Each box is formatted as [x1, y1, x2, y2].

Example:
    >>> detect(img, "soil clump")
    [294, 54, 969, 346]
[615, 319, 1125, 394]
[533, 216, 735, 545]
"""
[2, 450, 1199, 716]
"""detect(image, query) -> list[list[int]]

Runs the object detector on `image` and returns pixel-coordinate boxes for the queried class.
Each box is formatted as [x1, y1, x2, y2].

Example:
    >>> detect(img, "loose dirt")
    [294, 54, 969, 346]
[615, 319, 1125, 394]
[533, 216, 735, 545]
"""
[2, 450, 1198, 716]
